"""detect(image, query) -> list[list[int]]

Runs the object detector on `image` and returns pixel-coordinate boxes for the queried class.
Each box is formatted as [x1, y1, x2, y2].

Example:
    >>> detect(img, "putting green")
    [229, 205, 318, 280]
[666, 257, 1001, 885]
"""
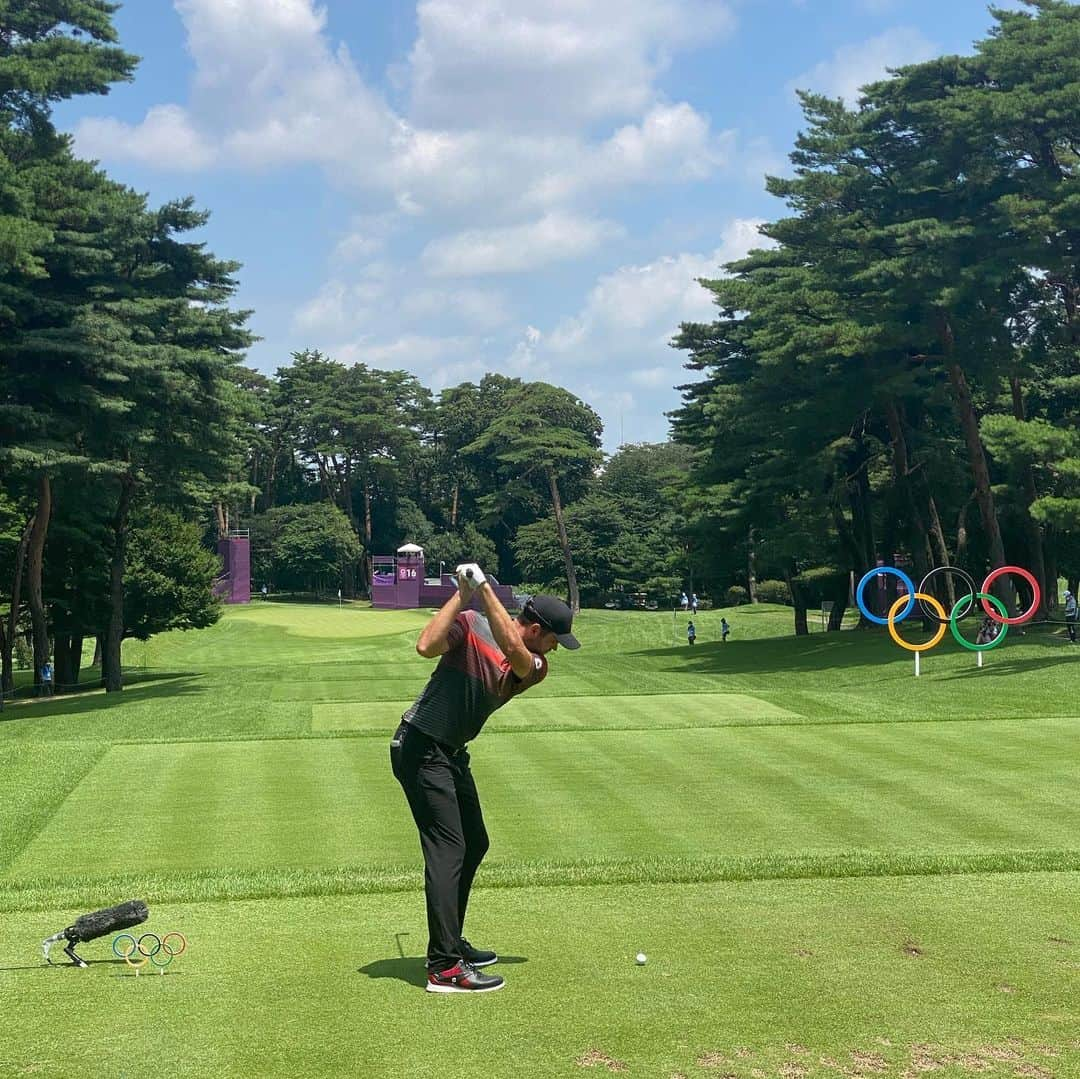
[1, 873, 1077, 1078]
[8, 717, 1080, 882]
[310, 692, 802, 732]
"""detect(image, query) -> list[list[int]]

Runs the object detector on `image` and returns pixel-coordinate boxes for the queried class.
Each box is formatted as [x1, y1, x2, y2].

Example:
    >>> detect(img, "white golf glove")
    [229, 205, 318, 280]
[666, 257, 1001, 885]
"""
[456, 563, 487, 589]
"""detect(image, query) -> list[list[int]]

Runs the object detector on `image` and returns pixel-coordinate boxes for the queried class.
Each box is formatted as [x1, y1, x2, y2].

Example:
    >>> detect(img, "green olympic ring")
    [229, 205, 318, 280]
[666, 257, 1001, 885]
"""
[949, 592, 1009, 652]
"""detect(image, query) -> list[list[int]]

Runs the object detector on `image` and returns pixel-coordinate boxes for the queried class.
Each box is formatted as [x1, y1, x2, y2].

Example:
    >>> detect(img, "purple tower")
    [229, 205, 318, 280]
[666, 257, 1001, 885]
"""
[214, 531, 251, 604]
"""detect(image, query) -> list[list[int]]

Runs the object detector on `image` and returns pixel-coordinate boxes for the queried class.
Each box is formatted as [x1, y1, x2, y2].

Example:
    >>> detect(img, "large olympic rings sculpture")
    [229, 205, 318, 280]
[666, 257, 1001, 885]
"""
[856, 565, 1041, 668]
[112, 931, 187, 975]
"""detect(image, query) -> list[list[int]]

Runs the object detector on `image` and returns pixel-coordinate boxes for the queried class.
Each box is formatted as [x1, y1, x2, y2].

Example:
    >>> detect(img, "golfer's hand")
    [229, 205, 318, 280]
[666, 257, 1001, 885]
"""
[456, 563, 487, 588]
[456, 573, 475, 602]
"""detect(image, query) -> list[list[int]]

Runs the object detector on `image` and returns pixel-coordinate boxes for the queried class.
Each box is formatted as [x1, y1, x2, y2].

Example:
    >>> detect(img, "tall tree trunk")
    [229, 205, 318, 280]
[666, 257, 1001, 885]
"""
[884, 400, 933, 583]
[784, 569, 809, 636]
[922, 478, 951, 569]
[1044, 526, 1058, 612]
[54, 634, 83, 691]
[27, 474, 52, 686]
[955, 492, 975, 566]
[451, 480, 459, 529]
[92, 635, 103, 668]
[2, 515, 33, 693]
[363, 484, 373, 547]
[342, 458, 354, 531]
[547, 468, 580, 613]
[747, 526, 757, 603]
[1010, 375, 1049, 619]
[215, 501, 227, 540]
[827, 569, 849, 631]
[938, 313, 1007, 582]
[102, 474, 135, 693]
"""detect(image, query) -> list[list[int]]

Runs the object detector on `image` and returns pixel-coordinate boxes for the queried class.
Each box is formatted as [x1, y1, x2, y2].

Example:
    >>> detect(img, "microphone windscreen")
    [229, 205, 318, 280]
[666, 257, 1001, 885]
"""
[68, 899, 149, 943]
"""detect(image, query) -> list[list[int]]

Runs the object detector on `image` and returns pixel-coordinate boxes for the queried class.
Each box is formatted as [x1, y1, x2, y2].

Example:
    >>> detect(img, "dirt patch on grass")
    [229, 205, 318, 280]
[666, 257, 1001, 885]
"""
[850, 1050, 889, 1073]
[687, 1040, 1073, 1077]
[577, 1049, 628, 1072]
[902, 940, 923, 958]
[696, 1051, 731, 1069]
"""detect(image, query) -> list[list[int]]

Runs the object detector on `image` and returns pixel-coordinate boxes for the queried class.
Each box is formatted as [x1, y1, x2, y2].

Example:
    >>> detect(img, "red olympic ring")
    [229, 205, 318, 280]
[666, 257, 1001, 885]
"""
[980, 566, 1041, 625]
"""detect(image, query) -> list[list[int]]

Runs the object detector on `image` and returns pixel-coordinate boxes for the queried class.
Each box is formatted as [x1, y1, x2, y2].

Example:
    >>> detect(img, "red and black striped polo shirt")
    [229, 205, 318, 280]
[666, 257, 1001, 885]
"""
[403, 609, 548, 749]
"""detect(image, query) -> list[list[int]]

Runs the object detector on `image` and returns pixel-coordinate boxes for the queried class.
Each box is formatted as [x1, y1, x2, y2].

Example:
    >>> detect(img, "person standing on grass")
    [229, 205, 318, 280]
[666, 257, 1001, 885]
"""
[391, 563, 580, 994]
[40, 660, 54, 696]
[680, 591, 689, 612]
[691, 593, 699, 615]
[1066, 590, 1077, 643]
[687, 620, 696, 646]
[721, 617, 730, 643]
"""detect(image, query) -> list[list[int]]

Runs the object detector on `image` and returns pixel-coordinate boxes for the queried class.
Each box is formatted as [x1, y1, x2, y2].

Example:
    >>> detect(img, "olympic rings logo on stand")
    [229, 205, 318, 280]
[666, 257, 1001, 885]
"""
[856, 565, 1041, 677]
[112, 931, 187, 976]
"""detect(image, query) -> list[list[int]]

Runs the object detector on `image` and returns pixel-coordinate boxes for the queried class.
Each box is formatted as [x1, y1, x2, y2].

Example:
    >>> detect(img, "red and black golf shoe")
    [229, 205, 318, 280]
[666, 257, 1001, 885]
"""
[426, 961, 505, 994]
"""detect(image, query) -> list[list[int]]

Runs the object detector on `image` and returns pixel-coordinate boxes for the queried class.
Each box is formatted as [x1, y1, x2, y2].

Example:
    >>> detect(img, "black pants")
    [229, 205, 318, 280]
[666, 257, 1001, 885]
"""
[390, 720, 489, 971]
[1068, 616, 1077, 642]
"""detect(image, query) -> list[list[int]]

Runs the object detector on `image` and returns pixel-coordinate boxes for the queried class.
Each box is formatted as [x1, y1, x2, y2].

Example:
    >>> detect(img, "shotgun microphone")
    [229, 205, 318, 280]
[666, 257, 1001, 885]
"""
[42, 899, 149, 967]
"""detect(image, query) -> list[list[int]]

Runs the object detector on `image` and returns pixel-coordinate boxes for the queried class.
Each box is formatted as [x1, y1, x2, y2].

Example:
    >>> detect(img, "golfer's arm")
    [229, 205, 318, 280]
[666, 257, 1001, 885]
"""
[416, 593, 464, 658]
[477, 583, 534, 678]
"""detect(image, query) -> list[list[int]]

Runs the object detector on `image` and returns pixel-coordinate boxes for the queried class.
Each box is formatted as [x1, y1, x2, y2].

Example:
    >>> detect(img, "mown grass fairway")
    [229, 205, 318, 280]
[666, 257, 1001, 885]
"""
[1, 603, 1079, 1077]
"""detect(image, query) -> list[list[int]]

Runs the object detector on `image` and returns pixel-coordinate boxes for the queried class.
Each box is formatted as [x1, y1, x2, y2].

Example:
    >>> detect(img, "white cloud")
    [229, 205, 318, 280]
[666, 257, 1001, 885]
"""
[294, 275, 510, 335]
[546, 217, 765, 356]
[76, 104, 216, 170]
[791, 27, 937, 104]
[74, 0, 737, 222]
[421, 213, 624, 277]
[409, 0, 735, 132]
[296, 218, 765, 448]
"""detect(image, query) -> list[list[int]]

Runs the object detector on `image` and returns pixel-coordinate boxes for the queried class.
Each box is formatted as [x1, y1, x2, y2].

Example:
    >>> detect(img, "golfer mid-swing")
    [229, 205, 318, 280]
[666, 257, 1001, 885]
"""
[391, 563, 580, 993]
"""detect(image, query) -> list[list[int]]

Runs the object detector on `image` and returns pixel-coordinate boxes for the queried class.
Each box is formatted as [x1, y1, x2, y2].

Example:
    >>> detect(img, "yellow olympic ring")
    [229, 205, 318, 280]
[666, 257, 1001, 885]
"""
[113, 934, 149, 968]
[887, 592, 947, 652]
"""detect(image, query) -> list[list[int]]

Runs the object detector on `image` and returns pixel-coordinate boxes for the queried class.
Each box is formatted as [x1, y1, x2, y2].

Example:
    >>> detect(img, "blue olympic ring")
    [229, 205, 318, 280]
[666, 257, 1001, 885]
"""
[855, 567, 916, 626]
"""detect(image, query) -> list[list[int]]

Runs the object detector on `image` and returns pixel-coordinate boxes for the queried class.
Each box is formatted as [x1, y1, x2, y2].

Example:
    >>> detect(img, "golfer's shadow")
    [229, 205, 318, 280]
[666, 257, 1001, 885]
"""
[357, 955, 528, 987]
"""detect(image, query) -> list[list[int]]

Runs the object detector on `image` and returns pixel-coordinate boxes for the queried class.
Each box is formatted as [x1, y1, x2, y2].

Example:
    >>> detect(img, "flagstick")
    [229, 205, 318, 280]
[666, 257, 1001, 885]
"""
[977, 651, 983, 669]
[914, 652, 920, 678]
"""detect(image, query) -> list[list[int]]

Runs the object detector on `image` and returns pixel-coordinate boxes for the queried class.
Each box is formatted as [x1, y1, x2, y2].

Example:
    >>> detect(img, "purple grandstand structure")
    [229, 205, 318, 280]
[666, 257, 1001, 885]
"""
[370, 543, 516, 611]
[214, 531, 251, 604]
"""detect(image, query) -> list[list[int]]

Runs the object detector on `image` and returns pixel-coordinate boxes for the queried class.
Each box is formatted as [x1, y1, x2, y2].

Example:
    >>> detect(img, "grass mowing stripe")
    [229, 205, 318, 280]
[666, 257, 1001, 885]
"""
[311, 691, 801, 733]
[2, 850, 1080, 913]
[11, 721, 1079, 883]
[0, 741, 110, 870]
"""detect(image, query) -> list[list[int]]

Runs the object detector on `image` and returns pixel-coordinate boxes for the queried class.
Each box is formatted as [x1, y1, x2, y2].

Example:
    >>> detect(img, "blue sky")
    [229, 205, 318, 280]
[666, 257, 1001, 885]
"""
[54, 0, 1020, 451]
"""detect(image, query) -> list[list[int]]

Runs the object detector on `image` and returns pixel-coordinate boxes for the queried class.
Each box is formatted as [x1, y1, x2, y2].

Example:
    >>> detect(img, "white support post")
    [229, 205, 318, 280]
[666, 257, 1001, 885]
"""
[914, 652, 921, 678]
[977, 651, 984, 669]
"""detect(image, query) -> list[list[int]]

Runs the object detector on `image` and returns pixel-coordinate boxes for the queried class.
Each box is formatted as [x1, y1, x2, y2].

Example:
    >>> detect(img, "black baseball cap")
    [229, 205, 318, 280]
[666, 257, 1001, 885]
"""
[522, 595, 580, 650]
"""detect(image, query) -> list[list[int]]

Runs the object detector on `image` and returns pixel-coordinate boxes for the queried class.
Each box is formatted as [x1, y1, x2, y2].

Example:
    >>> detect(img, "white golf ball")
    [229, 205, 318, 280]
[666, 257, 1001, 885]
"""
[635, 952, 647, 965]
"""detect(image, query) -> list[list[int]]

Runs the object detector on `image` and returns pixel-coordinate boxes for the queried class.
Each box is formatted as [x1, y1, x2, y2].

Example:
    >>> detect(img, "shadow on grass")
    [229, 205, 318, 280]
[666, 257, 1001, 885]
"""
[0, 958, 130, 973]
[629, 625, 1078, 680]
[357, 955, 528, 987]
[629, 631, 896, 676]
[939, 650, 1080, 681]
[0, 672, 206, 726]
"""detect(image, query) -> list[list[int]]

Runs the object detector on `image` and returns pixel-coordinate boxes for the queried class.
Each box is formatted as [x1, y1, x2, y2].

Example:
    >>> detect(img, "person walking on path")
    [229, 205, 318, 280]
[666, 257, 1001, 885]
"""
[40, 661, 54, 696]
[687, 620, 696, 646]
[721, 617, 730, 643]
[680, 591, 688, 612]
[1066, 590, 1078, 643]
[391, 563, 580, 993]
[691, 593, 699, 614]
